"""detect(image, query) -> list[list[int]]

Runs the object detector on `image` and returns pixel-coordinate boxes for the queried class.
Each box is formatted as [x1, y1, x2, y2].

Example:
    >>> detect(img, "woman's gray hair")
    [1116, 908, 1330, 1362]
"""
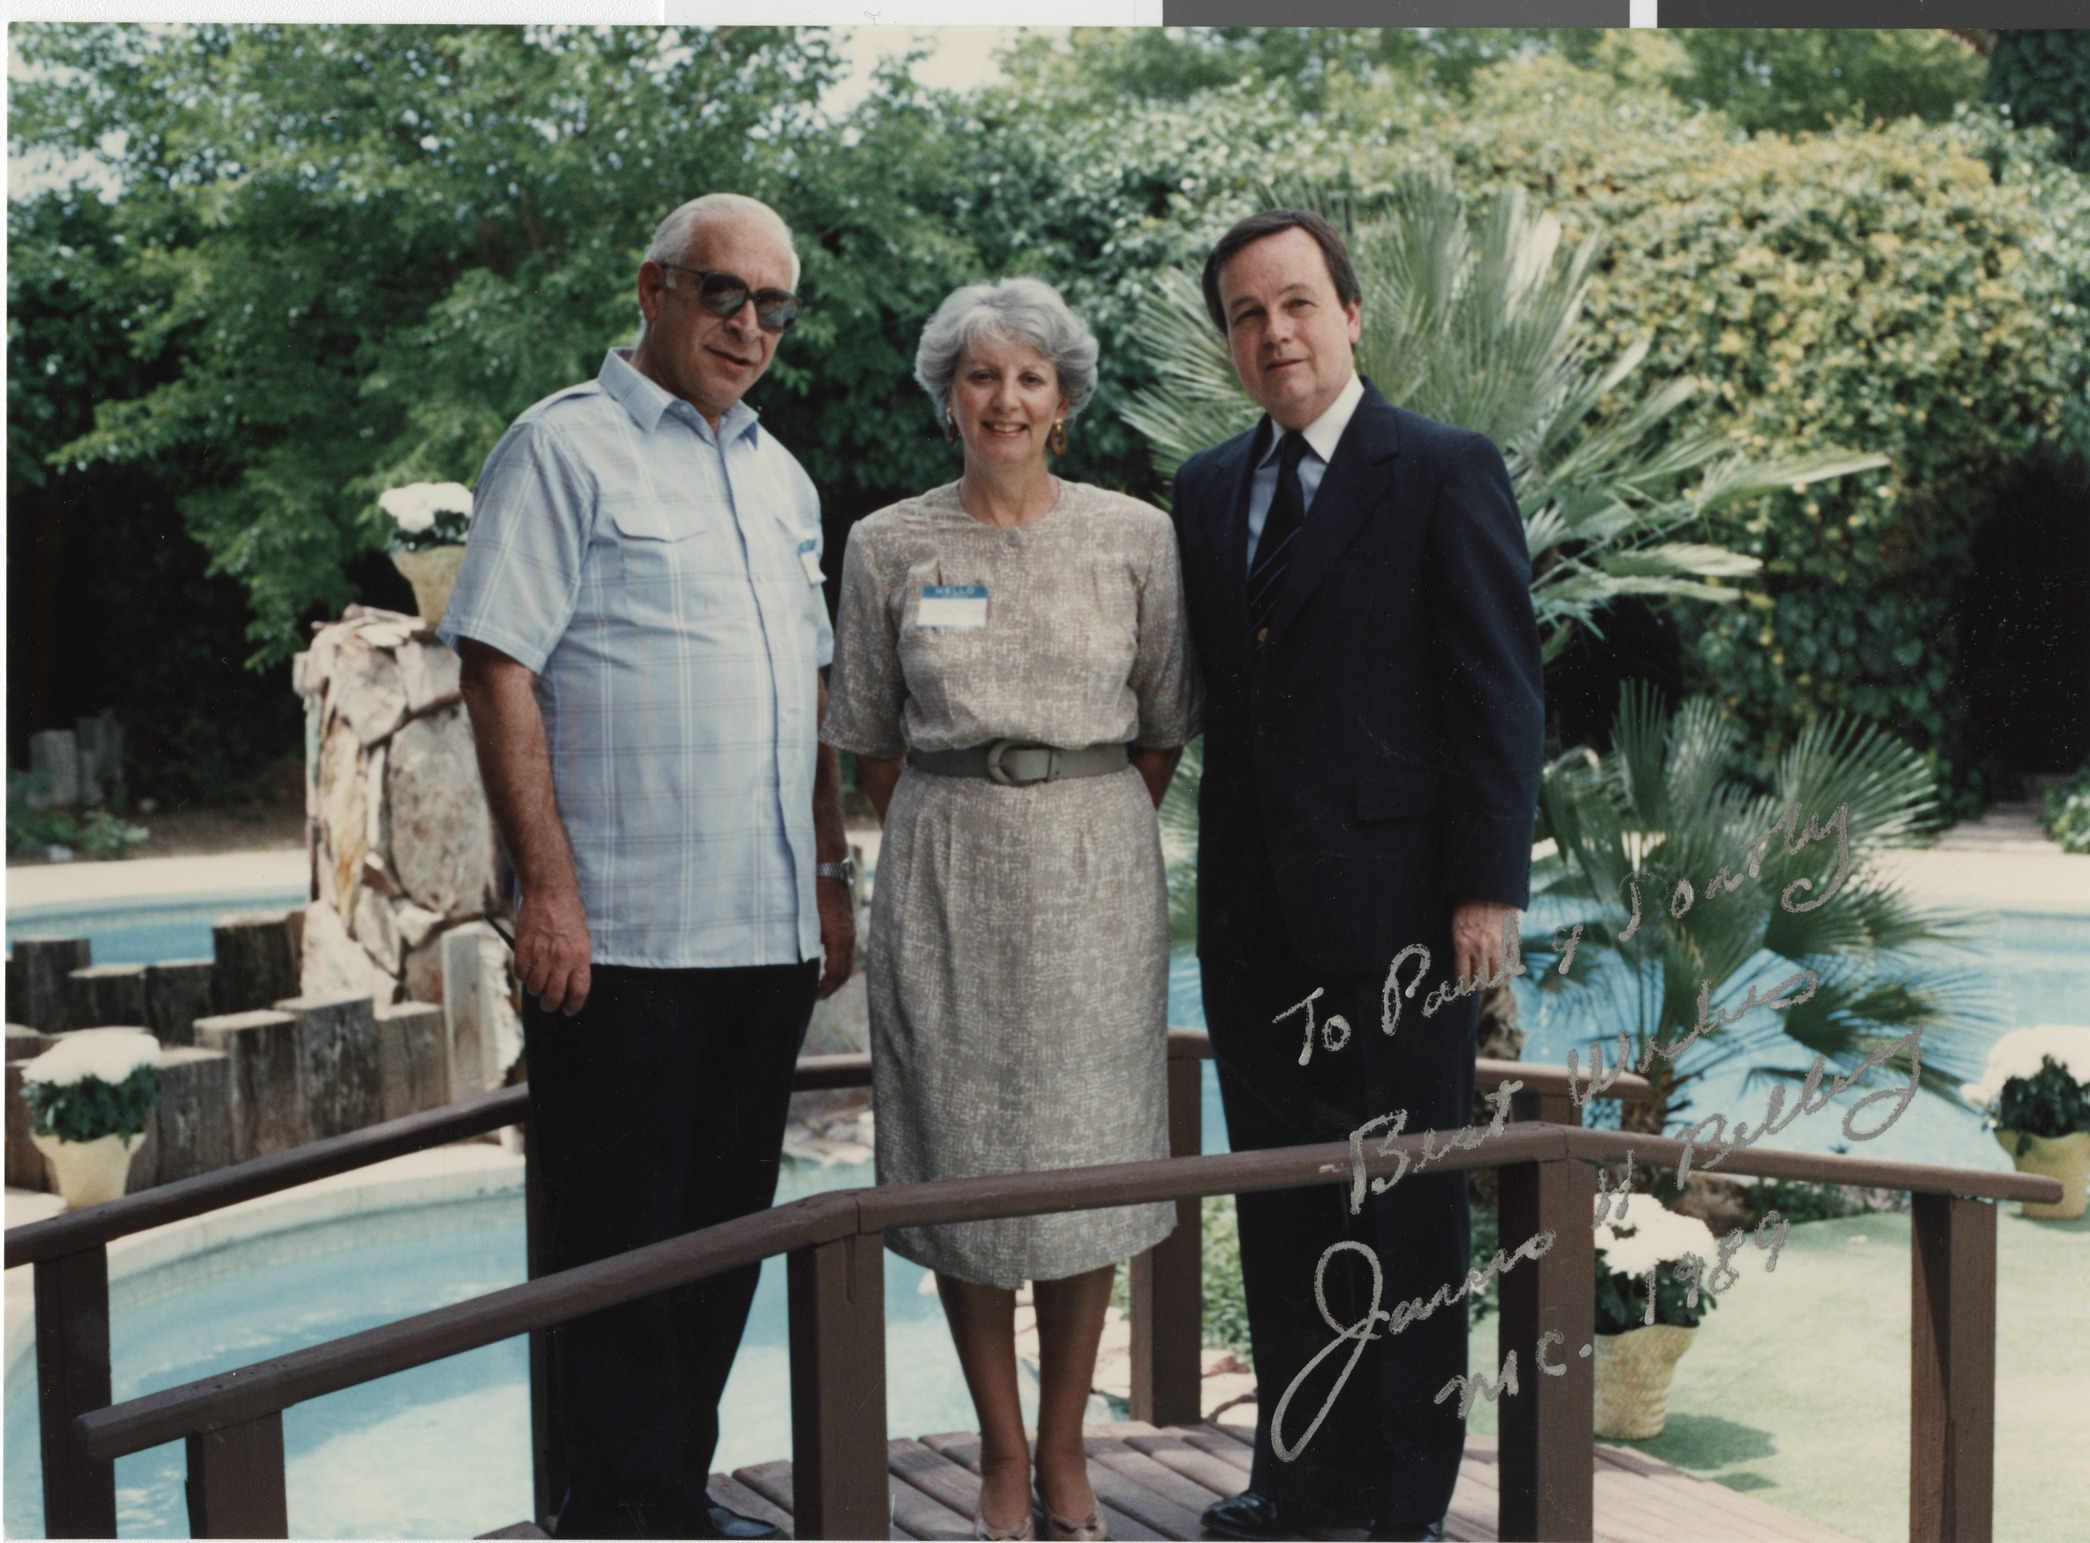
[914, 278, 1100, 424]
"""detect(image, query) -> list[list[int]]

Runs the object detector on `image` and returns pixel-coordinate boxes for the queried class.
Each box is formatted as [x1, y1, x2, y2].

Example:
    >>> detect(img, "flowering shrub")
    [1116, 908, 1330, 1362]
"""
[1593, 1196, 1723, 1334]
[20, 1029, 161, 1143]
[377, 482, 473, 553]
[1962, 1025, 2090, 1150]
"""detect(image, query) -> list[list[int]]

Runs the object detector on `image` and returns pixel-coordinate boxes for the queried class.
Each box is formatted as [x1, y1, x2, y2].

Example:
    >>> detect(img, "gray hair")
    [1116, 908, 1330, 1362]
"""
[913, 278, 1100, 425]
[645, 192, 800, 286]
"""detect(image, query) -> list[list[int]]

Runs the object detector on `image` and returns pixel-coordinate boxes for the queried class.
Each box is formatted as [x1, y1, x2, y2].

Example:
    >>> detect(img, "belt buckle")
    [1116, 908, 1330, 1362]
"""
[985, 738, 1054, 786]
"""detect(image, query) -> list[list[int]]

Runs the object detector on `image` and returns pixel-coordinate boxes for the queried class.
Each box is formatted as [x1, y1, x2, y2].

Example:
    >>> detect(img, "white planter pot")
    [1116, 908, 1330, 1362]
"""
[1592, 1322, 1697, 1440]
[1995, 1128, 2090, 1220]
[29, 1130, 145, 1210]
[391, 544, 468, 631]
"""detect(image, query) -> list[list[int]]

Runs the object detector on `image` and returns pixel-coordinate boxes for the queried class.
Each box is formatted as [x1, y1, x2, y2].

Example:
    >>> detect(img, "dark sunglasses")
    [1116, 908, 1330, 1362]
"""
[659, 262, 800, 334]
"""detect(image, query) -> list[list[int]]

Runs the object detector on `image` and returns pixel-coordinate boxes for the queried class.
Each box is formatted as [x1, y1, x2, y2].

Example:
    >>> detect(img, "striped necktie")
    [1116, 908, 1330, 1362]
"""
[1248, 430, 1308, 648]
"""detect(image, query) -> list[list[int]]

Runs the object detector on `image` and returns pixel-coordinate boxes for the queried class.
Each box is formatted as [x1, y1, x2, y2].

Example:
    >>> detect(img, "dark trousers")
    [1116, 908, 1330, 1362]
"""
[1201, 834, 1475, 1530]
[525, 961, 819, 1539]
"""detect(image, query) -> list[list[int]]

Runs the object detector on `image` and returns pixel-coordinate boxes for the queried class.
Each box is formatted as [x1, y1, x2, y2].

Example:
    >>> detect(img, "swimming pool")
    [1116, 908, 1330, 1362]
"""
[5, 891, 308, 969]
[1, 1153, 1056, 1540]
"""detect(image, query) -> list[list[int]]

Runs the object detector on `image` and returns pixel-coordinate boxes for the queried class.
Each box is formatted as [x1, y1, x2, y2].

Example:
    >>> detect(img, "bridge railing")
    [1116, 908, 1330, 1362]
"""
[12, 1035, 2041, 1541]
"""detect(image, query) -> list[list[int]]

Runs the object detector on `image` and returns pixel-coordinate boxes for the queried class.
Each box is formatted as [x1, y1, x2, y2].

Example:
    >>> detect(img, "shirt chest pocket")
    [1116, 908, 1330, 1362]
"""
[600, 499, 720, 616]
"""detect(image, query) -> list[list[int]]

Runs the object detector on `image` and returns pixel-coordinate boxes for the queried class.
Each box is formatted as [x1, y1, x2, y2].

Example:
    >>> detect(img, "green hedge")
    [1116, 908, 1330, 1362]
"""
[1334, 55, 2090, 797]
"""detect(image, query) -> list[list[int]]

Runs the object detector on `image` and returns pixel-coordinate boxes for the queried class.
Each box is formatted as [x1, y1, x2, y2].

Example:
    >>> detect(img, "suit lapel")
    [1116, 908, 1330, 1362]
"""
[1267, 384, 1401, 640]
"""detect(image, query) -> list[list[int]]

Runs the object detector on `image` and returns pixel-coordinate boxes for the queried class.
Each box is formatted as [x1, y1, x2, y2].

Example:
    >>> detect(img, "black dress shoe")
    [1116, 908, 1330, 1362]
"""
[1365, 1518, 1445, 1542]
[1200, 1489, 1371, 1540]
[697, 1502, 786, 1541]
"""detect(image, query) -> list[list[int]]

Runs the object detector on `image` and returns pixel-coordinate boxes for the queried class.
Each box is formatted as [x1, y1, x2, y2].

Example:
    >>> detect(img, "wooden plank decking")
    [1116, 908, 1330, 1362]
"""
[480, 1416, 1861, 1542]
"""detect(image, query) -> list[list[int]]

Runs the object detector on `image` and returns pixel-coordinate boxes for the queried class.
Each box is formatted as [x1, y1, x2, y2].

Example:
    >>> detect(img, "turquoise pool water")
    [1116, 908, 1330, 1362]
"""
[6, 891, 307, 968]
[2, 1160, 1035, 1540]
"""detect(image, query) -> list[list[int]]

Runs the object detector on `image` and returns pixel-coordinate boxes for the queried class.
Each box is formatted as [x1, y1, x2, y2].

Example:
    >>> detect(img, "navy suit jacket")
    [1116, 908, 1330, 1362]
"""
[1171, 379, 1545, 979]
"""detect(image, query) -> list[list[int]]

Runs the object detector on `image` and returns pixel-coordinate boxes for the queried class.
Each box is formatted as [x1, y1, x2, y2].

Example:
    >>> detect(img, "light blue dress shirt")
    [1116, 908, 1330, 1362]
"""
[1245, 371, 1366, 570]
[440, 348, 833, 969]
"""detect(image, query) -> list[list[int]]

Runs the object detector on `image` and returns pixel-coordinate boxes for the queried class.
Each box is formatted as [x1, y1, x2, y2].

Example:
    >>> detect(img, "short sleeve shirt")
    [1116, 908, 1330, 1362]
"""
[439, 348, 833, 969]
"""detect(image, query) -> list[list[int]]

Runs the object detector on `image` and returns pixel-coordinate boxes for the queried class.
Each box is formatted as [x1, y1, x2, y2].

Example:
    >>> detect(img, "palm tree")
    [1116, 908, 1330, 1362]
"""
[1121, 174, 1888, 661]
[1531, 684, 1988, 1135]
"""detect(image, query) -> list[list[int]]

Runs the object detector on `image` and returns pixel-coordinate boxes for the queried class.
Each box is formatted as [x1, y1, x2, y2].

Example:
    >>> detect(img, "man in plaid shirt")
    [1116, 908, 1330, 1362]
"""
[444, 193, 853, 1540]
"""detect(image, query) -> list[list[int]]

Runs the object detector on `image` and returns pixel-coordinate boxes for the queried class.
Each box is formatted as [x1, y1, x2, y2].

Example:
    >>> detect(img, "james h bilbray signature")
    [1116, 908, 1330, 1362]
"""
[1269, 1182, 1794, 1453]
[1258, 797, 1908, 1461]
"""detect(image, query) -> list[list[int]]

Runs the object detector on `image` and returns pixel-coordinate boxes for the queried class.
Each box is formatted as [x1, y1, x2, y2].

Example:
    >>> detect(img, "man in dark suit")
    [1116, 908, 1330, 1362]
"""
[1172, 210, 1544, 1542]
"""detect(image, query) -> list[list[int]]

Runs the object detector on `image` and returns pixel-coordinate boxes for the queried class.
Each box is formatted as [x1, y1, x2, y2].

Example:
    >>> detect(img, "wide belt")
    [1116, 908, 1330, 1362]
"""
[907, 739, 1130, 787]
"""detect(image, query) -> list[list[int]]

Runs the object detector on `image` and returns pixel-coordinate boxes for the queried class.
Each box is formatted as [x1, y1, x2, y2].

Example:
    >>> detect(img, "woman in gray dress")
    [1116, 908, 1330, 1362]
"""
[821, 278, 1200, 1542]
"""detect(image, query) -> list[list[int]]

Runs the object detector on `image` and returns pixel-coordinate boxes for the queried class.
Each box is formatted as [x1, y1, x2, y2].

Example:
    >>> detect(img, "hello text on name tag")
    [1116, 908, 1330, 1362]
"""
[917, 584, 989, 629]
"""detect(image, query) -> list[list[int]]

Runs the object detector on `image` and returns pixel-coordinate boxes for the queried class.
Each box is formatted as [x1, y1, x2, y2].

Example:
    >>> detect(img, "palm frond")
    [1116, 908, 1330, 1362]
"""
[1533, 688, 1992, 1132]
[1120, 172, 1888, 650]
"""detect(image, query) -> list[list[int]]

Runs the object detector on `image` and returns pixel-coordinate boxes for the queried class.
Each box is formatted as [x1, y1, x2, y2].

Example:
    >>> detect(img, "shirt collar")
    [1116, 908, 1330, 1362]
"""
[1257, 370, 1365, 470]
[599, 347, 761, 445]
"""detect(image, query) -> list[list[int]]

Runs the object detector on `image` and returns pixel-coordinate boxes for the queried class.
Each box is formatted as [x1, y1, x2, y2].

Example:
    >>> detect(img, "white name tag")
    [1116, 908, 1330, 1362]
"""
[918, 584, 989, 629]
[797, 538, 824, 584]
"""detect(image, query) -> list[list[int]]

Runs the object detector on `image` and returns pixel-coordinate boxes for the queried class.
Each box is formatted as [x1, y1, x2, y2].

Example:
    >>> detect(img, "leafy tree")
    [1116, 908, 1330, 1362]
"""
[1120, 175, 1885, 661]
[1985, 30, 2090, 171]
[13, 23, 846, 664]
[7, 186, 304, 800]
[995, 26, 1619, 113]
[1530, 685, 1988, 1136]
[1664, 30, 1989, 136]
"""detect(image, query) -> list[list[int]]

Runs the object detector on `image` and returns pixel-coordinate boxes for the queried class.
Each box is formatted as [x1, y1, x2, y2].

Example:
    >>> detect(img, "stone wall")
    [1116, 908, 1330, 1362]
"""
[293, 605, 520, 1089]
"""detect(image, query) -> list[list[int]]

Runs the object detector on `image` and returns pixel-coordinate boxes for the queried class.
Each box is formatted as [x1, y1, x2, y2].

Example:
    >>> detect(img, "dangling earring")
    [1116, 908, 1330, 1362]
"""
[1050, 419, 1067, 456]
[944, 406, 959, 446]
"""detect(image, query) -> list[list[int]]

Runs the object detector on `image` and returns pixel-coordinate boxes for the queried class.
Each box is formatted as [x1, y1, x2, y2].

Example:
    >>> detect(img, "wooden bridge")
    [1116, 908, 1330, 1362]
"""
[478, 1419, 1871, 1542]
[6, 1031, 2057, 1541]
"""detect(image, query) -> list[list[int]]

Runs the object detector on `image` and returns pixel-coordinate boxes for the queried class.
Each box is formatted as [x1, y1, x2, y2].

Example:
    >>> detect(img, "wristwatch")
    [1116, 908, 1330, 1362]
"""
[815, 858, 856, 886]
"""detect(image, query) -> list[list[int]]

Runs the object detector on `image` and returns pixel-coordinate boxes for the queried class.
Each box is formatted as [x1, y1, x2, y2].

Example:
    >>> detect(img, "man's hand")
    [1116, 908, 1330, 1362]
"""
[815, 876, 856, 998]
[1451, 899, 1521, 991]
[516, 886, 593, 1015]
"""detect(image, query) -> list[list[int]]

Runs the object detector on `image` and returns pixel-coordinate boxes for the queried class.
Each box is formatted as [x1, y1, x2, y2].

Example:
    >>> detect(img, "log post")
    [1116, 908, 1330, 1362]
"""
[35, 1246, 116, 1539]
[145, 958, 216, 1046]
[1130, 1051, 1204, 1426]
[193, 1010, 304, 1162]
[211, 912, 301, 1016]
[12, 939, 92, 1032]
[66, 963, 149, 1031]
[442, 925, 502, 1098]
[276, 994, 382, 1140]
[788, 1231, 889, 1539]
[186, 1414, 290, 1538]
[1911, 1193, 1996, 1543]
[138, 1046, 235, 1188]
[374, 1001, 449, 1121]
[1497, 1154, 1595, 1542]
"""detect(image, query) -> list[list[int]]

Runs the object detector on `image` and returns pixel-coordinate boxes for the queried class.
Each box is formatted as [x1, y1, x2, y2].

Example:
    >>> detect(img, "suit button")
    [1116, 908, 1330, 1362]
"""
[1256, 627, 1269, 642]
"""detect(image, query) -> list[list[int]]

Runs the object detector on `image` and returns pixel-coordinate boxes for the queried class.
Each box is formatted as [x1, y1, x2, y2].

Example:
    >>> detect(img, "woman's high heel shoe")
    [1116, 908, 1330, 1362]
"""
[973, 1503, 1036, 1540]
[1034, 1493, 1107, 1541]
